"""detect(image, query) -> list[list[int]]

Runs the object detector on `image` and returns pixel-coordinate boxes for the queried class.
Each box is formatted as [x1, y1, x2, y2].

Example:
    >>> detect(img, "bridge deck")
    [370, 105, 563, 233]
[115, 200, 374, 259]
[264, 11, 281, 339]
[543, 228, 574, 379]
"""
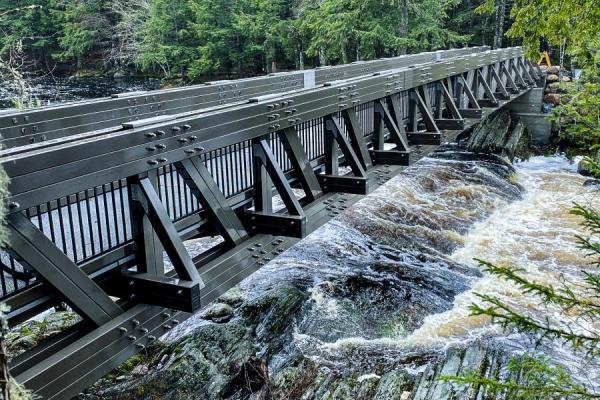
[0, 46, 542, 399]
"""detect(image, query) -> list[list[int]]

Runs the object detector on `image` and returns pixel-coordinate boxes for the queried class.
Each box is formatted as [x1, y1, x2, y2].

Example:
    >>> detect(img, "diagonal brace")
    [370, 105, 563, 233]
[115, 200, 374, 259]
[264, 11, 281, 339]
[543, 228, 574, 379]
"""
[131, 176, 203, 284]
[7, 213, 122, 326]
[175, 158, 248, 246]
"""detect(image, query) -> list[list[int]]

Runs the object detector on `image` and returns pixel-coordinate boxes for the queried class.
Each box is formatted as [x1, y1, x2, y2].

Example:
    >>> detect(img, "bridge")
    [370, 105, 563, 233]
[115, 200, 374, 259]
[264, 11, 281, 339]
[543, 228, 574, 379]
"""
[0, 46, 542, 399]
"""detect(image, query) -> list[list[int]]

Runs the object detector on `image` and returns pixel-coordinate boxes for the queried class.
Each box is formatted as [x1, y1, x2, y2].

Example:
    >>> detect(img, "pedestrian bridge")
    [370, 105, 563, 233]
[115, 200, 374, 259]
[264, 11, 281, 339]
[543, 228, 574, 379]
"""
[0, 46, 542, 399]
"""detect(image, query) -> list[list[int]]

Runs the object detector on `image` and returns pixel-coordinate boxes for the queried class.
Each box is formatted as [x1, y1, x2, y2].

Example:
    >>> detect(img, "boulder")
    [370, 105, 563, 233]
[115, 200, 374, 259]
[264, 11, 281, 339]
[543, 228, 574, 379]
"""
[200, 302, 235, 323]
[546, 74, 559, 82]
[464, 109, 527, 161]
[547, 65, 560, 74]
[544, 93, 561, 105]
[217, 287, 246, 308]
[561, 75, 571, 82]
[584, 179, 600, 187]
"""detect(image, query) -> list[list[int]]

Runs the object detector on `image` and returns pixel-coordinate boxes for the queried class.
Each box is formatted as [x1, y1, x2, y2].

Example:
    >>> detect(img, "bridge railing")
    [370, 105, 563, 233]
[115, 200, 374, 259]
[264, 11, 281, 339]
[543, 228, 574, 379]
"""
[0, 47, 489, 149]
[0, 46, 543, 399]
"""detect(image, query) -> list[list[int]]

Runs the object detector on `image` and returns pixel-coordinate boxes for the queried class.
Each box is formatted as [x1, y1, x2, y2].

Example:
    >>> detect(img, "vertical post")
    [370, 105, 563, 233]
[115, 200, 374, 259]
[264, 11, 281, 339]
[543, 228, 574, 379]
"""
[324, 117, 339, 175]
[252, 136, 273, 213]
[128, 169, 164, 276]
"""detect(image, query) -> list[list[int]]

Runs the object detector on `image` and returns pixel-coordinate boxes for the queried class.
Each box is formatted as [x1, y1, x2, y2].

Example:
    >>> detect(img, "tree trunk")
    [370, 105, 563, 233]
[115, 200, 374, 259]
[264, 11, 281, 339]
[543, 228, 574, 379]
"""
[319, 47, 327, 66]
[493, 0, 507, 49]
[399, 0, 409, 54]
[1, 306, 11, 400]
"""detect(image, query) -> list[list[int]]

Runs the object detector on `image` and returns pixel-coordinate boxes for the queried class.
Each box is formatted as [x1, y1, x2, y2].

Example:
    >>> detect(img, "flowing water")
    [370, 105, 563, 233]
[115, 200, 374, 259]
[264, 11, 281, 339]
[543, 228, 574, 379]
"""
[93, 149, 600, 398]
[0, 76, 160, 109]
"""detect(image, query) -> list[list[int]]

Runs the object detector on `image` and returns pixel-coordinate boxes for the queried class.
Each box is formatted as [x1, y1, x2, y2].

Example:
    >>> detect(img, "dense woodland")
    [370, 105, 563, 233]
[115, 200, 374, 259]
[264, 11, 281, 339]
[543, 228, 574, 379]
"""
[0, 0, 514, 80]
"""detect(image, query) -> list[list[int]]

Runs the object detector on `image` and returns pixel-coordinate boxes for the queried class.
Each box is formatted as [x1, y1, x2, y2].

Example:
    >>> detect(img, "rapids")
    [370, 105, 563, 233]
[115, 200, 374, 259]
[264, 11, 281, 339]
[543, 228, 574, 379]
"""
[89, 150, 600, 399]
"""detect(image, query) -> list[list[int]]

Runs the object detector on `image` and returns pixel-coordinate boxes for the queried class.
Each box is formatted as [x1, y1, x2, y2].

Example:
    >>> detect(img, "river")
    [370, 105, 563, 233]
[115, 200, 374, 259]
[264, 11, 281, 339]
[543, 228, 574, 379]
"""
[84, 148, 600, 399]
[0, 76, 160, 109]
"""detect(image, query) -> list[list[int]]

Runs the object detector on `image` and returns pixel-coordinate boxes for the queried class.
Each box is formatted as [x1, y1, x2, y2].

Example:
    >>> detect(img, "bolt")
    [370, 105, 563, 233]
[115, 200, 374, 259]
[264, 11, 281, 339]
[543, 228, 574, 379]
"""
[119, 327, 128, 333]
[8, 202, 19, 209]
[128, 335, 137, 341]
[136, 343, 146, 350]
[144, 132, 156, 138]
[156, 130, 166, 136]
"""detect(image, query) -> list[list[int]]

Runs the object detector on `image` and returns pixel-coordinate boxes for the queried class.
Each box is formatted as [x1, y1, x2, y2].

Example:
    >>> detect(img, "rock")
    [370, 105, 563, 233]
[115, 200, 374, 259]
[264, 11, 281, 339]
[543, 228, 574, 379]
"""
[546, 73, 559, 82]
[401, 392, 412, 400]
[544, 93, 561, 105]
[217, 287, 246, 308]
[113, 70, 126, 79]
[578, 159, 596, 176]
[91, 322, 258, 399]
[561, 75, 571, 82]
[544, 82, 567, 94]
[131, 364, 148, 376]
[201, 302, 234, 323]
[464, 109, 526, 161]
[7, 311, 81, 358]
[241, 284, 306, 355]
[584, 179, 600, 187]
[547, 65, 560, 74]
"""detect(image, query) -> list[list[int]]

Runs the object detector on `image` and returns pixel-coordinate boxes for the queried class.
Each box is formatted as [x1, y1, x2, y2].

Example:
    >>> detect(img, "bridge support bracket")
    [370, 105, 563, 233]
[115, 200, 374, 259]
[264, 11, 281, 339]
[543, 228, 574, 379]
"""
[434, 119, 465, 130]
[369, 150, 410, 166]
[406, 132, 442, 146]
[318, 175, 370, 195]
[244, 212, 307, 238]
[106, 272, 202, 313]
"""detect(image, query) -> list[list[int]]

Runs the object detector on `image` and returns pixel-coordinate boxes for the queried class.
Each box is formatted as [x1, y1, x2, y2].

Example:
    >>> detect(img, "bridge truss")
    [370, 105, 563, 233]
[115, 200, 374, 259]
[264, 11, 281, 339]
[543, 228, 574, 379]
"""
[0, 46, 542, 399]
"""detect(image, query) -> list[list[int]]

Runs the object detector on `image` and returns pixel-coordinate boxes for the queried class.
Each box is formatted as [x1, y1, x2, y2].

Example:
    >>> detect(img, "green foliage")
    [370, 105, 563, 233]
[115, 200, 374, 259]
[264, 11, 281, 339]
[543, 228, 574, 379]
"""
[298, 0, 468, 65]
[476, 0, 600, 61]
[1, 0, 478, 79]
[550, 70, 600, 157]
[443, 354, 600, 399]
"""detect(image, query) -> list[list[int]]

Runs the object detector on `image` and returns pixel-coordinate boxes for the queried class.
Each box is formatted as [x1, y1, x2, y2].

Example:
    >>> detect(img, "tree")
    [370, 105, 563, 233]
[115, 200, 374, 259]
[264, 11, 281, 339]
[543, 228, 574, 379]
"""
[54, 0, 113, 68]
[297, 0, 469, 66]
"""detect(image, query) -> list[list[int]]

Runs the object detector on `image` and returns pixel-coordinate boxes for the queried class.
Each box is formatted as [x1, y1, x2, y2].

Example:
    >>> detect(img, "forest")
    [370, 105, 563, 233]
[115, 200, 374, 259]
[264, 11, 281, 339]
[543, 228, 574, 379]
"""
[0, 0, 513, 81]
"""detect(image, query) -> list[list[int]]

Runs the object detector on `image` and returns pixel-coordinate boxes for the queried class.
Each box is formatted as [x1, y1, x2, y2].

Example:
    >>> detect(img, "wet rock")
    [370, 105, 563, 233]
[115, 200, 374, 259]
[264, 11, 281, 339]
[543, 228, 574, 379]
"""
[578, 158, 596, 177]
[201, 302, 235, 323]
[218, 287, 247, 308]
[584, 178, 600, 187]
[241, 284, 306, 355]
[562, 75, 571, 82]
[464, 110, 527, 161]
[89, 322, 257, 399]
[544, 93, 562, 105]
[546, 73, 560, 82]
[131, 364, 149, 376]
[7, 311, 81, 359]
